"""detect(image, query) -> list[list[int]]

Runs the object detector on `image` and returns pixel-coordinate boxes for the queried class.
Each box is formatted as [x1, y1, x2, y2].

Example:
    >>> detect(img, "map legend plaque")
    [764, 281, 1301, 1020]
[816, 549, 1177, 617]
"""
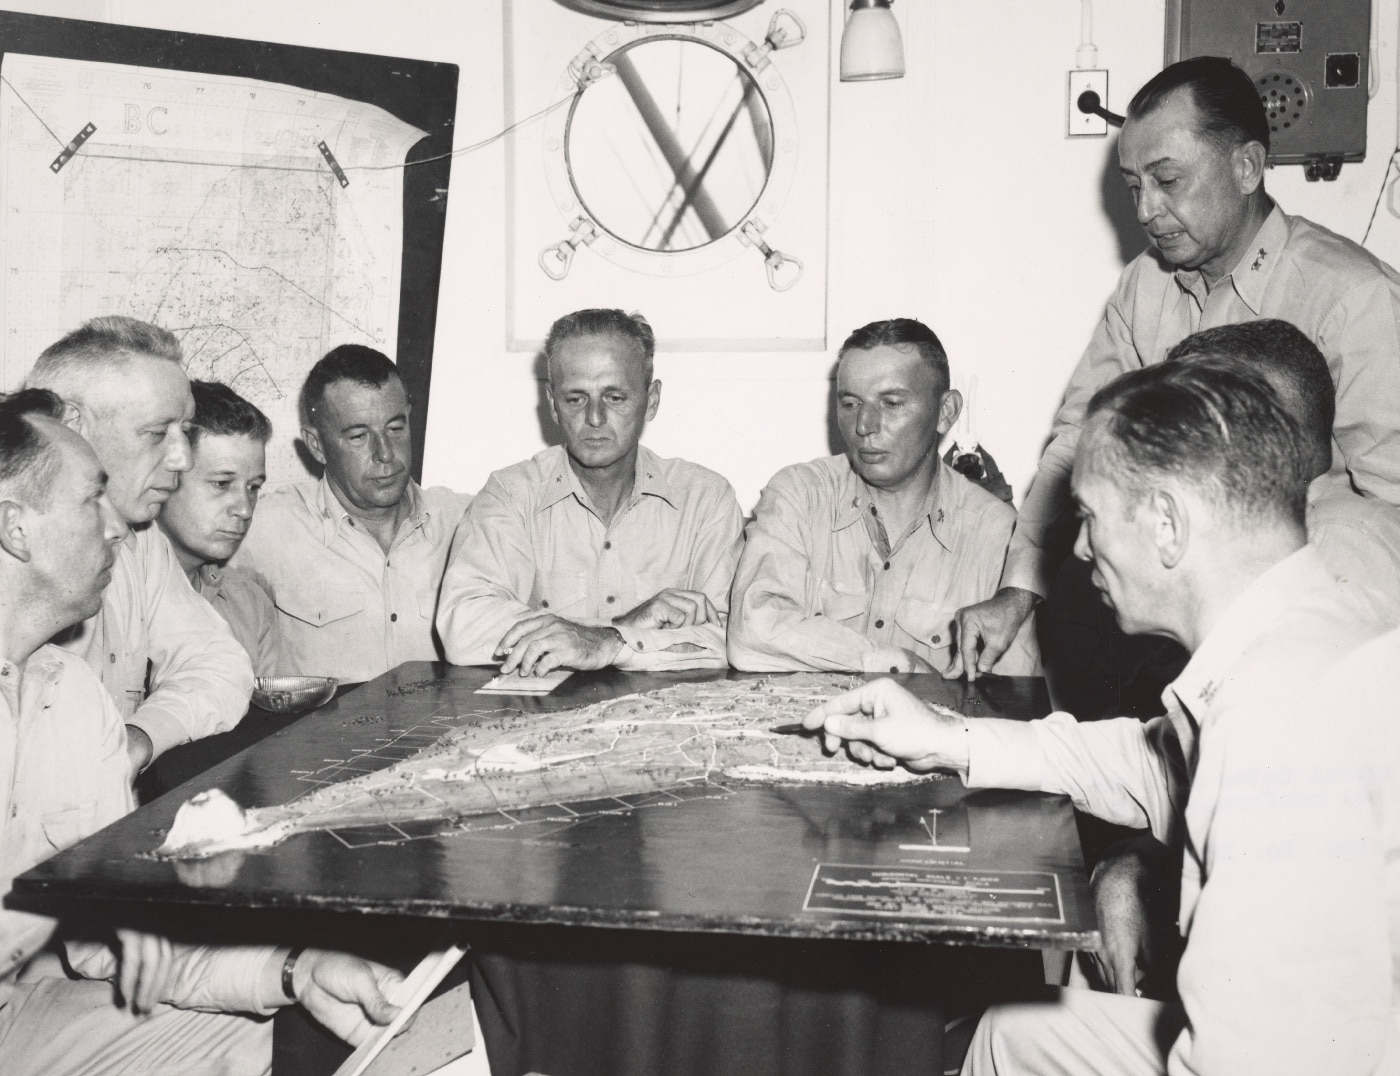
[803, 864, 1065, 924]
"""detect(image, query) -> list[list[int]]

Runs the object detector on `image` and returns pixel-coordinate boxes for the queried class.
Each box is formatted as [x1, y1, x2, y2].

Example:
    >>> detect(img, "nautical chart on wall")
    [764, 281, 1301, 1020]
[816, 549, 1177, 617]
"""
[158, 673, 958, 859]
[0, 53, 425, 483]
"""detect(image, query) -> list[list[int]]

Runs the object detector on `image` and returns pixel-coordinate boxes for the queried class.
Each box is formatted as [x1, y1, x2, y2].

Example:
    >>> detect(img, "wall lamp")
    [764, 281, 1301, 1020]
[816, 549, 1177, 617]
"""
[839, 0, 905, 82]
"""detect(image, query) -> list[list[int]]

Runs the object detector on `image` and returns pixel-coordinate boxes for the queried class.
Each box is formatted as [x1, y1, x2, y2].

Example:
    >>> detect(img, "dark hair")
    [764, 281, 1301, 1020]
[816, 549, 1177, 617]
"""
[27, 316, 184, 397]
[1083, 360, 1307, 529]
[1128, 56, 1270, 153]
[301, 344, 400, 426]
[1166, 320, 1332, 479]
[544, 309, 656, 384]
[839, 318, 950, 391]
[0, 387, 69, 509]
[189, 380, 272, 448]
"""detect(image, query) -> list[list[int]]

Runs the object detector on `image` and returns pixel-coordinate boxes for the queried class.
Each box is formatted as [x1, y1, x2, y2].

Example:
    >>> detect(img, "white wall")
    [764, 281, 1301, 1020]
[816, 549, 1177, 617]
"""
[16, 0, 1400, 510]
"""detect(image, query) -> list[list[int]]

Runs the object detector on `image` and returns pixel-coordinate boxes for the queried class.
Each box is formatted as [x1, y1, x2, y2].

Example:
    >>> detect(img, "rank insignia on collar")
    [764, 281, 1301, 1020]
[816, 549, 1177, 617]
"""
[936, 508, 945, 523]
[1251, 248, 1267, 271]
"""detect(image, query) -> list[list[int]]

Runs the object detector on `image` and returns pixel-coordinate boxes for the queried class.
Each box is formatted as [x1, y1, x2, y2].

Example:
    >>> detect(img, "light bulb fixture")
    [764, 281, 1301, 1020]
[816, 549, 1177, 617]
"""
[839, 0, 905, 82]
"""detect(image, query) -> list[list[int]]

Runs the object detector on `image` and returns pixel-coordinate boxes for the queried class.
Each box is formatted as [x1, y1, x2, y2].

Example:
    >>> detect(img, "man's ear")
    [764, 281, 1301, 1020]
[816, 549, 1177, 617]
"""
[60, 400, 85, 436]
[937, 389, 963, 437]
[645, 379, 662, 423]
[1151, 487, 1189, 568]
[301, 425, 327, 468]
[544, 380, 559, 426]
[1234, 140, 1267, 196]
[0, 500, 32, 563]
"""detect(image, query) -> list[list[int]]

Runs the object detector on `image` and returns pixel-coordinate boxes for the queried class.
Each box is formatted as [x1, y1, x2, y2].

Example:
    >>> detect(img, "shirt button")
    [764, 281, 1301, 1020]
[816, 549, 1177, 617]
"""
[931, 634, 941, 644]
[606, 596, 616, 604]
[390, 613, 398, 622]
[603, 541, 612, 550]
[541, 600, 550, 609]
[109, 653, 117, 663]
[874, 619, 884, 629]
[889, 666, 899, 674]
[883, 562, 891, 571]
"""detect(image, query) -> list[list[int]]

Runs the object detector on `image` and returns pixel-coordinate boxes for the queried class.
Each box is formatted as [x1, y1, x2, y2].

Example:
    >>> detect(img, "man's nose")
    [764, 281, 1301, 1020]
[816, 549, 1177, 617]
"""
[370, 431, 394, 464]
[100, 493, 129, 544]
[855, 403, 880, 438]
[230, 489, 254, 520]
[165, 426, 192, 473]
[1073, 520, 1092, 562]
[1135, 184, 1160, 226]
[585, 398, 606, 428]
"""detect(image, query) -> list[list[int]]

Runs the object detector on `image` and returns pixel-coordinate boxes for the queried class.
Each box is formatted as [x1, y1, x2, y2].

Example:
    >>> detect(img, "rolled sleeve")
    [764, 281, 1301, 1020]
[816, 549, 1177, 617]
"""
[129, 530, 253, 757]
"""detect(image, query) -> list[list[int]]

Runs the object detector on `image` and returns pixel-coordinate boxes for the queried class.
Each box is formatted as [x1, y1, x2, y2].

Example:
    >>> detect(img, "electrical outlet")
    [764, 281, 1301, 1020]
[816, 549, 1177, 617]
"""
[1067, 69, 1109, 138]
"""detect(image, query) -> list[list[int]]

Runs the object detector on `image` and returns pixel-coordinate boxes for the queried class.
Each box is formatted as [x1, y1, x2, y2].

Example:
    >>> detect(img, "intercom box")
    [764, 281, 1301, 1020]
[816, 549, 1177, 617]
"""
[1166, 0, 1369, 167]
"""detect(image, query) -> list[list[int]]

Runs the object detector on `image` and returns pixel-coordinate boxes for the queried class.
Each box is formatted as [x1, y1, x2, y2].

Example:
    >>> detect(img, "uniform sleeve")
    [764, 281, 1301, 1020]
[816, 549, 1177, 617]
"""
[436, 475, 541, 665]
[1317, 276, 1400, 505]
[66, 942, 285, 1016]
[128, 531, 254, 757]
[1167, 667, 1391, 1076]
[1002, 279, 1142, 597]
[613, 479, 744, 672]
[965, 712, 1185, 845]
[727, 472, 910, 673]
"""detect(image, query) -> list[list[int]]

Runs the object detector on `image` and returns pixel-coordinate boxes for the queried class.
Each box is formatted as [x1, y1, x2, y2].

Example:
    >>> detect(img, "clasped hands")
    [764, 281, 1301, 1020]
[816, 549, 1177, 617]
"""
[495, 588, 720, 676]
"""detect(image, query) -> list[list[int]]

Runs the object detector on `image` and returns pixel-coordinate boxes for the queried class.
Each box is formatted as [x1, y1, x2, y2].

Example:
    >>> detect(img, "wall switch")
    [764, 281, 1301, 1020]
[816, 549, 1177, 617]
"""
[1067, 69, 1109, 137]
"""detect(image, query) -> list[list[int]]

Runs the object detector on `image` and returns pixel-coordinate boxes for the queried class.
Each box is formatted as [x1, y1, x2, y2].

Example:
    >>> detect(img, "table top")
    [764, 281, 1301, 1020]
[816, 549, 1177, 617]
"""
[14, 664, 1097, 950]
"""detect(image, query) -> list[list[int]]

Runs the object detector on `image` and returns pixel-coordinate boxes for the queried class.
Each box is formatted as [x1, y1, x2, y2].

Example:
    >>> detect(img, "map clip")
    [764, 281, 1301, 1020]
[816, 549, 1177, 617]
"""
[317, 140, 350, 188]
[50, 122, 95, 174]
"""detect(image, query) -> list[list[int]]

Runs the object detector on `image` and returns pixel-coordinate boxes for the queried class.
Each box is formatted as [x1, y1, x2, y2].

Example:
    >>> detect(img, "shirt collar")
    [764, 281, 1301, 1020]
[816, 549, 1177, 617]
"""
[313, 474, 427, 544]
[537, 444, 677, 515]
[1173, 203, 1287, 315]
[832, 455, 958, 552]
[1164, 544, 1323, 722]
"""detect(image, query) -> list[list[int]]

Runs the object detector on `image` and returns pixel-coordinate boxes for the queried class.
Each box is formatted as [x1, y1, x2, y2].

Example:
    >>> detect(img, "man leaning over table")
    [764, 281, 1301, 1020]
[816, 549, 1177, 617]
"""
[727, 317, 1038, 676]
[951, 55, 1400, 681]
[804, 360, 1390, 1074]
[234, 345, 471, 683]
[437, 308, 743, 674]
[158, 380, 285, 677]
[0, 389, 402, 1076]
[25, 316, 253, 778]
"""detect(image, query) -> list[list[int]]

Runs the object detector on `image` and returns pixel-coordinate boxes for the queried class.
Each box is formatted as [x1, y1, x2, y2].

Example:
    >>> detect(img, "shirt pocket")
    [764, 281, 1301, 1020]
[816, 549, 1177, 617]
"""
[274, 578, 366, 630]
[536, 570, 590, 618]
[893, 596, 956, 663]
[417, 583, 440, 623]
[817, 581, 868, 625]
[41, 802, 99, 854]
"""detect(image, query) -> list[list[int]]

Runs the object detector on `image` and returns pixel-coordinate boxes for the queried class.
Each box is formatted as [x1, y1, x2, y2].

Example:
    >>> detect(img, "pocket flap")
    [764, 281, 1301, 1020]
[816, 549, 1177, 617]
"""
[894, 596, 955, 649]
[818, 583, 868, 622]
[275, 582, 365, 628]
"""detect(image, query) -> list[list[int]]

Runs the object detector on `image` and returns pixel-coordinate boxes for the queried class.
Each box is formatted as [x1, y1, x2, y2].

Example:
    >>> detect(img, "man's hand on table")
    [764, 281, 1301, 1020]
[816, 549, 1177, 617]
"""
[290, 949, 404, 1047]
[802, 677, 968, 772]
[945, 587, 1039, 681]
[495, 615, 623, 676]
[124, 724, 154, 780]
[613, 589, 720, 630]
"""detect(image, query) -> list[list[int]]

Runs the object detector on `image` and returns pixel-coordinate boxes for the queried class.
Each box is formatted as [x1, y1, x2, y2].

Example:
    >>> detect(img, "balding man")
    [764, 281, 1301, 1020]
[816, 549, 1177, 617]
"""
[26, 316, 253, 775]
[953, 56, 1400, 681]
[0, 388, 404, 1073]
[234, 345, 471, 682]
[438, 308, 743, 674]
[806, 360, 1390, 1074]
[729, 317, 1037, 675]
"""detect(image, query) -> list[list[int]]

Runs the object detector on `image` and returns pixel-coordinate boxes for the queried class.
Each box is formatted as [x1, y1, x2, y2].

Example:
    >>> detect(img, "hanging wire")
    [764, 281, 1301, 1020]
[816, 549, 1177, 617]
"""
[0, 72, 580, 175]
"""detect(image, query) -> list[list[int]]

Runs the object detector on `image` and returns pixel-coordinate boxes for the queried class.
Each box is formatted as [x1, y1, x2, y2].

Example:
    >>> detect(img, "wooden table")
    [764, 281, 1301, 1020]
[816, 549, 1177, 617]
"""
[13, 663, 1097, 1076]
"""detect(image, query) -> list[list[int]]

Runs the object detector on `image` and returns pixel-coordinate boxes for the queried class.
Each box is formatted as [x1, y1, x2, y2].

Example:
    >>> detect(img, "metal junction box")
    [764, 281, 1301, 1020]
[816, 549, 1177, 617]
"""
[1166, 0, 1370, 178]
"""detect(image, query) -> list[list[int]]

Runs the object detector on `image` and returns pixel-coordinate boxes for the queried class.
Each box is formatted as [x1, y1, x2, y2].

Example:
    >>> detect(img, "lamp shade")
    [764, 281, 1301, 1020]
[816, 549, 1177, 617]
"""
[839, 0, 905, 82]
